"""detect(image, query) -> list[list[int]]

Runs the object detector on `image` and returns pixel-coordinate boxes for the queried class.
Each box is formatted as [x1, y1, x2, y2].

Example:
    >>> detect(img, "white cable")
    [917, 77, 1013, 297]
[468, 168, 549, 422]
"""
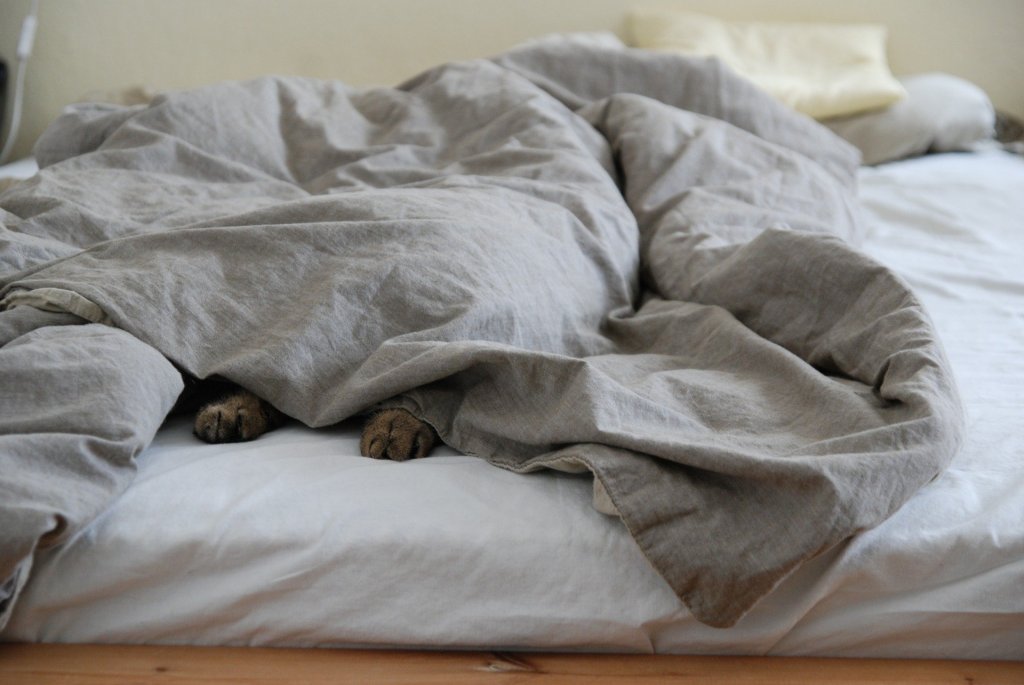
[0, 0, 40, 165]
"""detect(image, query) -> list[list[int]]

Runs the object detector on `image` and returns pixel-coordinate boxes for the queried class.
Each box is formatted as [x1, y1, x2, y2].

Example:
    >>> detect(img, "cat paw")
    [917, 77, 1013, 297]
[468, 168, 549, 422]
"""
[360, 408, 437, 461]
[194, 390, 277, 443]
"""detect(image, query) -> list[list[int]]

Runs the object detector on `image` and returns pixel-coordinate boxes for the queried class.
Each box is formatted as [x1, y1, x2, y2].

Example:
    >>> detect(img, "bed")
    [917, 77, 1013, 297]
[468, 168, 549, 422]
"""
[2, 142, 1022, 659]
[1, 10, 1022, 683]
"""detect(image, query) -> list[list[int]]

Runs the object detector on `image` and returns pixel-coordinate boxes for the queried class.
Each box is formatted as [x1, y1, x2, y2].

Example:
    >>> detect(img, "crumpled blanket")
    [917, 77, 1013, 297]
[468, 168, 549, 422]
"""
[0, 41, 963, 628]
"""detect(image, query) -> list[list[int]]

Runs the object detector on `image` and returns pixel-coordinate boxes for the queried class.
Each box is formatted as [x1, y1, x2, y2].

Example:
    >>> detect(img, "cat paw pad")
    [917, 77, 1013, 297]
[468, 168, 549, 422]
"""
[360, 408, 436, 461]
[194, 392, 272, 443]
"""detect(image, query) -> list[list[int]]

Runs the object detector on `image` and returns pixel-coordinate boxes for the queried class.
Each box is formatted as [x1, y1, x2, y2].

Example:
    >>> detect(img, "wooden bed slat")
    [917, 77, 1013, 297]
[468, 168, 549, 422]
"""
[0, 644, 1021, 685]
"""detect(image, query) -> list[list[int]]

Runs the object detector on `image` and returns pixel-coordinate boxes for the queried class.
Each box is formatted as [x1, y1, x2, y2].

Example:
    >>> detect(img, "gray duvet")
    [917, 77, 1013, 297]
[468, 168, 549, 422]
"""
[0, 42, 962, 629]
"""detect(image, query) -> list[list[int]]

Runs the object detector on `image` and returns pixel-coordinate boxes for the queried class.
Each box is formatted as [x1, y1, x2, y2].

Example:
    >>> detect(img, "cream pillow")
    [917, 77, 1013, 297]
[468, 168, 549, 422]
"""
[629, 9, 905, 119]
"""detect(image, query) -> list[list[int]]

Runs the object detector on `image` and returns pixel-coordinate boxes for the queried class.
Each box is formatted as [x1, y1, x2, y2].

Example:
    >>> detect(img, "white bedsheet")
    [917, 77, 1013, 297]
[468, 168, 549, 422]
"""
[3, 151, 1023, 657]
[0, 158, 39, 180]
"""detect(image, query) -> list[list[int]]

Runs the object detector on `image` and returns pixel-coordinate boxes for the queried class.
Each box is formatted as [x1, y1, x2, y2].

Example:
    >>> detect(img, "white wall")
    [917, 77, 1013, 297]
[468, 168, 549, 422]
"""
[2, 0, 1022, 160]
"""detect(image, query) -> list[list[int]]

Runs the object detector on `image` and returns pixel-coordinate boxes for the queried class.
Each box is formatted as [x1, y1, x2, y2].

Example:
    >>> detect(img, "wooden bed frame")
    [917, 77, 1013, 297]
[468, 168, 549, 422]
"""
[1, 644, 1022, 684]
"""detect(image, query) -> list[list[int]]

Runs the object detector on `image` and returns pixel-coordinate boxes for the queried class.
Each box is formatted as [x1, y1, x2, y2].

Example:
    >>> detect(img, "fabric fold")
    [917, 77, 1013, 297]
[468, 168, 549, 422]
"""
[0, 42, 961, 627]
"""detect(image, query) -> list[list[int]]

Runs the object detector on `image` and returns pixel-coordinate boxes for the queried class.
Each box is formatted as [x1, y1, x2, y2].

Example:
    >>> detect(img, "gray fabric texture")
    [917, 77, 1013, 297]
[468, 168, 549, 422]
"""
[0, 43, 962, 628]
[0, 318, 182, 628]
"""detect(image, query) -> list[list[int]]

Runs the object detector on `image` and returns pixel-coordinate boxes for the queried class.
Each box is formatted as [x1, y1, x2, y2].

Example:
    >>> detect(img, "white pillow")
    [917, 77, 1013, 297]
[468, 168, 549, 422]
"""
[517, 31, 626, 51]
[628, 9, 905, 119]
[821, 73, 996, 165]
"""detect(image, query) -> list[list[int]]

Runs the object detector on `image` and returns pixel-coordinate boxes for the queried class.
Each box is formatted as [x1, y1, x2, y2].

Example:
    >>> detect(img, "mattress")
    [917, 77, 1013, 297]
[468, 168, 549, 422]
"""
[2, 149, 1022, 658]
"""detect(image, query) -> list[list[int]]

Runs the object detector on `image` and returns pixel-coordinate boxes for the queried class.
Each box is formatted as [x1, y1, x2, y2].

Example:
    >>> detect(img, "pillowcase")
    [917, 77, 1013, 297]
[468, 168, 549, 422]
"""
[628, 9, 905, 119]
[516, 31, 626, 51]
[821, 73, 996, 165]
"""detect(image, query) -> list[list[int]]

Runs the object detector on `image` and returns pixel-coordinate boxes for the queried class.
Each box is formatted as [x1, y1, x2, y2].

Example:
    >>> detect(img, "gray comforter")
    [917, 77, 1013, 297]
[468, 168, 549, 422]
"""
[0, 41, 962, 629]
